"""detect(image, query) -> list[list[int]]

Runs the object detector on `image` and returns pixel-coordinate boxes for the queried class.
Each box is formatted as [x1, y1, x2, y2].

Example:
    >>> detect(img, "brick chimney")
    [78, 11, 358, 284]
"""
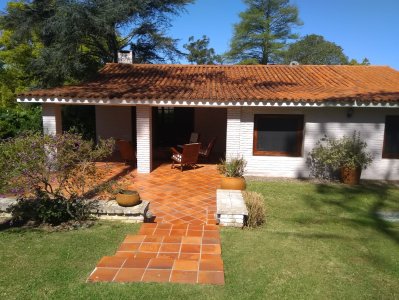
[118, 50, 133, 64]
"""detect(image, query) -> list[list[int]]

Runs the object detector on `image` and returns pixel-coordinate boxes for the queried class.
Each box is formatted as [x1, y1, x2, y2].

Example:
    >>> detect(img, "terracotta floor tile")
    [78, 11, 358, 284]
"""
[135, 252, 157, 259]
[203, 231, 220, 238]
[202, 238, 220, 245]
[115, 252, 136, 259]
[88, 268, 118, 282]
[157, 252, 180, 259]
[124, 258, 150, 268]
[142, 269, 171, 283]
[170, 270, 198, 284]
[179, 253, 201, 260]
[182, 236, 202, 244]
[153, 229, 171, 236]
[148, 258, 174, 270]
[198, 271, 225, 285]
[202, 244, 221, 255]
[97, 256, 126, 268]
[114, 268, 145, 282]
[173, 259, 199, 271]
[141, 223, 157, 229]
[144, 236, 164, 243]
[162, 236, 182, 244]
[139, 243, 161, 252]
[139, 228, 155, 235]
[118, 243, 140, 252]
[159, 243, 181, 253]
[170, 229, 186, 236]
[181, 244, 201, 253]
[201, 254, 222, 260]
[199, 259, 224, 271]
[187, 230, 203, 237]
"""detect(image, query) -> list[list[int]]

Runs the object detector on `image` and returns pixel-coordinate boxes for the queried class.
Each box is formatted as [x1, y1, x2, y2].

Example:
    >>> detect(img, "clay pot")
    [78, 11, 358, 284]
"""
[220, 177, 246, 190]
[116, 190, 141, 207]
[340, 166, 361, 185]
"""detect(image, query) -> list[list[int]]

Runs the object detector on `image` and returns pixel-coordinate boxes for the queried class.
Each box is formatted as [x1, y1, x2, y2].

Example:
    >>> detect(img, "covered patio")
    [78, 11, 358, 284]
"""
[98, 161, 222, 225]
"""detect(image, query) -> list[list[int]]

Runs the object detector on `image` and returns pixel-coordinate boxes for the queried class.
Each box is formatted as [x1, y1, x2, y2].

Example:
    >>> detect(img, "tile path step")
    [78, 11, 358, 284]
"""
[88, 223, 224, 285]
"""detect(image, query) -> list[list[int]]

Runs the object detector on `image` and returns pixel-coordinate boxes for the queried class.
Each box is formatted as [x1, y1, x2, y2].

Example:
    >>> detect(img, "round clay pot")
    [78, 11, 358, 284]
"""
[220, 177, 246, 190]
[340, 166, 361, 185]
[116, 190, 141, 207]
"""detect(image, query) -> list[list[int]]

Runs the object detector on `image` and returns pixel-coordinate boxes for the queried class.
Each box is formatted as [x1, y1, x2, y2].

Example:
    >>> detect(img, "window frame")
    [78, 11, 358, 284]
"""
[253, 114, 304, 157]
[382, 115, 399, 159]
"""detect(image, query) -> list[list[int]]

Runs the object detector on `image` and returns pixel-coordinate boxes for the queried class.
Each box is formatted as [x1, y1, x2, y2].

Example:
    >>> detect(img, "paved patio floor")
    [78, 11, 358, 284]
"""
[88, 163, 225, 285]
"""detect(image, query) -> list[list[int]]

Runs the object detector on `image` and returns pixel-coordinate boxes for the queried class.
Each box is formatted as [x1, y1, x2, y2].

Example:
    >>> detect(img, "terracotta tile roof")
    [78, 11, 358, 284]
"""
[19, 63, 399, 103]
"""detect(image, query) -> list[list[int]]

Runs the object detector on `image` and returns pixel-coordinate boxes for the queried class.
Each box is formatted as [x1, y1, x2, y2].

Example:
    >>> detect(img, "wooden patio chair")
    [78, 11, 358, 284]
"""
[199, 137, 216, 161]
[170, 143, 201, 171]
[177, 132, 200, 149]
[116, 139, 135, 164]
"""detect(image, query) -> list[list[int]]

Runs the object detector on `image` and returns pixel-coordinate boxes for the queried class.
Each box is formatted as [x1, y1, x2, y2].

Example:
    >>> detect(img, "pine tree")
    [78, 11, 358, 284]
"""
[228, 0, 302, 64]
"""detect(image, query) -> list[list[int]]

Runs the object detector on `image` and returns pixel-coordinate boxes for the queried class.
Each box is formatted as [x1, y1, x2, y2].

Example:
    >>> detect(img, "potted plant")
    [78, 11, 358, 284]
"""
[336, 132, 373, 185]
[217, 157, 247, 190]
[115, 190, 141, 207]
[308, 132, 373, 185]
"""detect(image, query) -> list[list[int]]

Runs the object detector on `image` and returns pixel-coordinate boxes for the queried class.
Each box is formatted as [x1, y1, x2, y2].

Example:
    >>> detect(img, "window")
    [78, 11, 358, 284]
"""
[383, 116, 399, 158]
[253, 114, 304, 157]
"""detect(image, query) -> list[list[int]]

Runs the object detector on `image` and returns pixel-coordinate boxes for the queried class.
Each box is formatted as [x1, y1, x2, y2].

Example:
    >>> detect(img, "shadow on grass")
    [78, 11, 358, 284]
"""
[304, 182, 399, 245]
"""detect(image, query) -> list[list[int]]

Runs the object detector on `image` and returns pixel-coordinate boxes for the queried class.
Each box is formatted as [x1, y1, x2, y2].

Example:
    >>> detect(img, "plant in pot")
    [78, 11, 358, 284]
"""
[115, 189, 141, 207]
[308, 132, 373, 185]
[335, 132, 373, 185]
[217, 156, 247, 190]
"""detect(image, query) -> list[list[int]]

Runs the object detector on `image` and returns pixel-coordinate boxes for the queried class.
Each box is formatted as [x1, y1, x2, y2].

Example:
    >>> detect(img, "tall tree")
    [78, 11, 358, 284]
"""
[284, 34, 349, 65]
[228, 0, 302, 64]
[1, 0, 193, 87]
[183, 35, 220, 64]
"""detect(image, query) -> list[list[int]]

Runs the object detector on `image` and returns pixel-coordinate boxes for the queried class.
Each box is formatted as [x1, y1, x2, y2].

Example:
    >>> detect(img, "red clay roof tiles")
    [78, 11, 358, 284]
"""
[19, 63, 399, 103]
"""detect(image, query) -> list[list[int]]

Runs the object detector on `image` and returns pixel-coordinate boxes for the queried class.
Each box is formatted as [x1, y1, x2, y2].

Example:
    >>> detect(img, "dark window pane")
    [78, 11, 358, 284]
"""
[384, 116, 399, 158]
[254, 115, 303, 156]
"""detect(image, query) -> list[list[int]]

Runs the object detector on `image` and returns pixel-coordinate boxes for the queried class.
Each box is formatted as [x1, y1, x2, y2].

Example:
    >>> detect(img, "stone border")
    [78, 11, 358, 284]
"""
[375, 211, 399, 222]
[216, 189, 248, 227]
[0, 197, 149, 223]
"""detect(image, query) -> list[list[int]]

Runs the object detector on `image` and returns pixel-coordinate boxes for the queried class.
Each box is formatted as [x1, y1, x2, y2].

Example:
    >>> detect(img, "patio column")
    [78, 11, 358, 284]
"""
[226, 107, 241, 159]
[42, 103, 62, 135]
[136, 105, 152, 173]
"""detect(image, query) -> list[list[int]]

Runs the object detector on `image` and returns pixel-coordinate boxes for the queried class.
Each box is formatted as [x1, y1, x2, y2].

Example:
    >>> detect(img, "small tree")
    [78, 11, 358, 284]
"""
[183, 35, 220, 65]
[0, 132, 115, 225]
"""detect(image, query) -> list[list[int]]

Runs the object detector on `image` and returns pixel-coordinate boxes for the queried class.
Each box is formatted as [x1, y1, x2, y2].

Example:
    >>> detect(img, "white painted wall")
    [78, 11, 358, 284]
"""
[136, 106, 152, 173]
[227, 107, 399, 180]
[42, 104, 62, 135]
[194, 108, 227, 154]
[95, 106, 132, 141]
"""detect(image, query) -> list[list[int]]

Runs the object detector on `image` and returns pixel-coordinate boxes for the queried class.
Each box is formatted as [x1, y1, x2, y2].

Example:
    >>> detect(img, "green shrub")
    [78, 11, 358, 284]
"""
[0, 106, 42, 139]
[307, 131, 373, 180]
[218, 156, 247, 177]
[243, 191, 266, 228]
[8, 190, 98, 226]
[0, 131, 114, 226]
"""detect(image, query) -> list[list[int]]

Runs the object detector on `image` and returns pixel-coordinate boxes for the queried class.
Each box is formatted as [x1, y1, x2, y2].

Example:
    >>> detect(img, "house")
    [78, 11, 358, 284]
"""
[17, 59, 399, 180]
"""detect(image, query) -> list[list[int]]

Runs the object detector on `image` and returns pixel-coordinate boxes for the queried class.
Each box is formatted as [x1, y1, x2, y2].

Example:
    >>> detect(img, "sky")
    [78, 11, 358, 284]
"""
[1, 0, 398, 69]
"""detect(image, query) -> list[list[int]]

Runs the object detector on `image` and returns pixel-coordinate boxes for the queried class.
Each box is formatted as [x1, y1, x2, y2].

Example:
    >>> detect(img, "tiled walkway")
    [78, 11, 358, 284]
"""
[88, 163, 225, 285]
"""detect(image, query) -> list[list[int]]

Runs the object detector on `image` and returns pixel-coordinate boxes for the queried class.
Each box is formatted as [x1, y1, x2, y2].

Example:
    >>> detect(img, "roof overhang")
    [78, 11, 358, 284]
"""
[17, 97, 399, 108]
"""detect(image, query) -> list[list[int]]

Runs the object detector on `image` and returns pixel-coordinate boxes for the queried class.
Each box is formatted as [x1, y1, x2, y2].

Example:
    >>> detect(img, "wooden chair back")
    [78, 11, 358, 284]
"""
[201, 138, 216, 158]
[189, 132, 199, 143]
[181, 143, 201, 164]
[116, 139, 135, 162]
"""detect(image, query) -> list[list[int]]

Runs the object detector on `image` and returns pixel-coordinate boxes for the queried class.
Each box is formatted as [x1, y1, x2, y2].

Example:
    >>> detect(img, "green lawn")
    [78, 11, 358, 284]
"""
[1, 181, 398, 299]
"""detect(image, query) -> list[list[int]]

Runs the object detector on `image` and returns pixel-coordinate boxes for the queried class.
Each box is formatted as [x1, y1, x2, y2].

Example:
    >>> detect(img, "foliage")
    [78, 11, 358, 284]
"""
[7, 190, 98, 225]
[0, 105, 42, 139]
[1, 0, 193, 87]
[307, 132, 373, 180]
[183, 35, 222, 64]
[218, 156, 247, 177]
[0, 27, 40, 107]
[243, 191, 266, 228]
[0, 132, 114, 224]
[228, 0, 302, 64]
[349, 57, 371, 65]
[284, 34, 348, 65]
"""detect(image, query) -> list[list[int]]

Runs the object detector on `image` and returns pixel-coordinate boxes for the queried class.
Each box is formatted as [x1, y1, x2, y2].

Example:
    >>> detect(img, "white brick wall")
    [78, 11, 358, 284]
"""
[136, 106, 152, 173]
[226, 108, 242, 159]
[226, 107, 399, 180]
[42, 104, 62, 135]
[95, 106, 132, 141]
